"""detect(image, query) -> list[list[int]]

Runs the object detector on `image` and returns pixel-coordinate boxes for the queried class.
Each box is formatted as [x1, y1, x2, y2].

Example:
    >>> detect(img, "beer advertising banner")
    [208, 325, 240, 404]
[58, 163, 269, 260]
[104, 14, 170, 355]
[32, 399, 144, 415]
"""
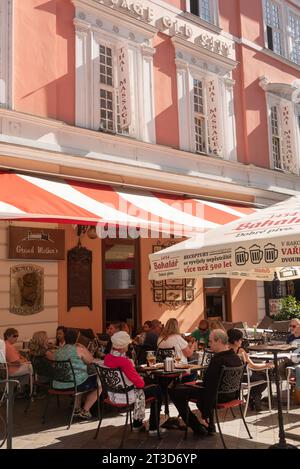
[149, 195, 300, 281]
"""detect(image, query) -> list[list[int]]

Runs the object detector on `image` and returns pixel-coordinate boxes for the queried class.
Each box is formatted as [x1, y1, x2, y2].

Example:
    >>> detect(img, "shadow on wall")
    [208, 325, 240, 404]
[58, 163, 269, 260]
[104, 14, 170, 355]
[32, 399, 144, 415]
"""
[16, 0, 75, 124]
[153, 34, 180, 149]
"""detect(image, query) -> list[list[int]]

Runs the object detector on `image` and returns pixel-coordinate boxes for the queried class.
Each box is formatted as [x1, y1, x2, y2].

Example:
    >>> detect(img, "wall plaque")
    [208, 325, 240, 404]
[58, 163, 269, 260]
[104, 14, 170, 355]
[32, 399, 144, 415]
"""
[8, 226, 65, 260]
[10, 264, 44, 315]
[67, 245, 92, 311]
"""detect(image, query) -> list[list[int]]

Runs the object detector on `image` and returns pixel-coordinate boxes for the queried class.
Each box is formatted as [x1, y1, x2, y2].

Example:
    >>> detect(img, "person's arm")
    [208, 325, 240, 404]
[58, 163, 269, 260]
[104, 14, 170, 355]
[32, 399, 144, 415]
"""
[181, 338, 197, 358]
[121, 359, 145, 388]
[77, 344, 94, 365]
[240, 349, 273, 371]
[45, 350, 54, 360]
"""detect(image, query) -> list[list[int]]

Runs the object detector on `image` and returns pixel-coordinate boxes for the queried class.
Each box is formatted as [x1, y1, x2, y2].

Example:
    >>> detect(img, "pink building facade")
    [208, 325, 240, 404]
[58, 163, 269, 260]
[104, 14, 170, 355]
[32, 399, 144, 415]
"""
[1, 0, 300, 339]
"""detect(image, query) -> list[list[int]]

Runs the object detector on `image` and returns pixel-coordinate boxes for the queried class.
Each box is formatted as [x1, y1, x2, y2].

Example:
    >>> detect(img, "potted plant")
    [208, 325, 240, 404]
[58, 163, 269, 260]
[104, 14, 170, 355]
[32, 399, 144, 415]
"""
[271, 295, 300, 321]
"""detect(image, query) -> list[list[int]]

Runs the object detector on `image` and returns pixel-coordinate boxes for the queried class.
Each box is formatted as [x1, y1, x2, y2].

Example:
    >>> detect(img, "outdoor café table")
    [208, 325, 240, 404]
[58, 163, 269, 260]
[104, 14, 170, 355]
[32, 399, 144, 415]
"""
[137, 363, 204, 417]
[248, 343, 297, 450]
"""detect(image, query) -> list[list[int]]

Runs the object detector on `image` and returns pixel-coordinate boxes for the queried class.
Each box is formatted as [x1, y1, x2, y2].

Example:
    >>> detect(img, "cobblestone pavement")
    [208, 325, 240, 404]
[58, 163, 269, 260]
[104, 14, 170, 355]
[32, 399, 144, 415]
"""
[1, 392, 299, 450]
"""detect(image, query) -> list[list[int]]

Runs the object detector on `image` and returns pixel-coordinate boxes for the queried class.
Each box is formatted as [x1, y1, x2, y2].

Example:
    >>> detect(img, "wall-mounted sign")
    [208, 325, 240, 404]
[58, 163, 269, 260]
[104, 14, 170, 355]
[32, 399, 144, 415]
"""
[10, 264, 44, 315]
[117, 46, 131, 129]
[91, 0, 234, 60]
[8, 226, 65, 260]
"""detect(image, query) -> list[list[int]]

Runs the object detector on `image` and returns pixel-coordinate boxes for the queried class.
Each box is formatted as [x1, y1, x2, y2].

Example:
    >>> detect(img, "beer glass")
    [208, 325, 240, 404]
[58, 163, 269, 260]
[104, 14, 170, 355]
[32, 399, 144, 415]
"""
[146, 351, 156, 367]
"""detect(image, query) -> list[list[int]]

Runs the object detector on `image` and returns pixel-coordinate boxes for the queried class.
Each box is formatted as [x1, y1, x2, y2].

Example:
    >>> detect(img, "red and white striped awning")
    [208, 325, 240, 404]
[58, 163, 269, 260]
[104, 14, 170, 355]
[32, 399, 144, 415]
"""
[0, 171, 256, 236]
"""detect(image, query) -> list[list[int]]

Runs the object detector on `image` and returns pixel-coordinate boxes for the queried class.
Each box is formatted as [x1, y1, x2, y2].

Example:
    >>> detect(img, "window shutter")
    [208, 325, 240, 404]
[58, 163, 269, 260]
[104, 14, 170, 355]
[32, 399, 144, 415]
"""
[205, 77, 222, 157]
[280, 102, 297, 174]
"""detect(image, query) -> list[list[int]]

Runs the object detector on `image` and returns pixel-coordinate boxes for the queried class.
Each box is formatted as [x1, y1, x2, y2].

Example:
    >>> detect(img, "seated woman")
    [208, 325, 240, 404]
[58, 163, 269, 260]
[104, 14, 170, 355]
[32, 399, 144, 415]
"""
[29, 331, 55, 385]
[227, 328, 274, 411]
[29, 331, 54, 360]
[104, 331, 164, 435]
[56, 326, 66, 348]
[54, 329, 98, 420]
[4, 328, 33, 393]
[158, 318, 197, 367]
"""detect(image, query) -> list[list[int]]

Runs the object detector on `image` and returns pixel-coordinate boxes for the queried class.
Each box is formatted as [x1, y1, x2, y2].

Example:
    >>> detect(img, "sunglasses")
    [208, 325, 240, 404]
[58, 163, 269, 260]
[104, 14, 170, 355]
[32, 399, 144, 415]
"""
[290, 325, 297, 329]
[199, 328, 207, 332]
[12, 335, 19, 338]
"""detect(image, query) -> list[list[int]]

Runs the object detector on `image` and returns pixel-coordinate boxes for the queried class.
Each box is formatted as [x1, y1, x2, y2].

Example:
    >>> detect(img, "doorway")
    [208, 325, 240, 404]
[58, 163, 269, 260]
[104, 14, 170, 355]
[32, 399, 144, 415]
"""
[203, 278, 230, 322]
[102, 237, 140, 333]
[105, 297, 137, 327]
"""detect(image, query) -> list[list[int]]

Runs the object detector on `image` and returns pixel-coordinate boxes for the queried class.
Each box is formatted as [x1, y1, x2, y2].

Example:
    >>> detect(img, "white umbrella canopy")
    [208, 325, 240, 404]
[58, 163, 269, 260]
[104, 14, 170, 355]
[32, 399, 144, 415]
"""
[149, 195, 300, 281]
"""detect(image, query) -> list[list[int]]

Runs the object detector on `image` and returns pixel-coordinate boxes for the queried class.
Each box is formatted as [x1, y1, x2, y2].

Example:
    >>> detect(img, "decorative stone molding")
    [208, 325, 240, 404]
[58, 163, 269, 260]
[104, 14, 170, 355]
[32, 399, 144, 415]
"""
[259, 75, 300, 102]
[0, 0, 12, 108]
[73, 0, 236, 61]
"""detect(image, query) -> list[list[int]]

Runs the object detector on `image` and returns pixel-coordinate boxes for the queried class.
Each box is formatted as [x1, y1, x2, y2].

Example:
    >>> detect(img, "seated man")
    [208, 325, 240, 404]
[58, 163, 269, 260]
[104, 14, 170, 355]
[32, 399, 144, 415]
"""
[191, 319, 210, 348]
[169, 329, 242, 436]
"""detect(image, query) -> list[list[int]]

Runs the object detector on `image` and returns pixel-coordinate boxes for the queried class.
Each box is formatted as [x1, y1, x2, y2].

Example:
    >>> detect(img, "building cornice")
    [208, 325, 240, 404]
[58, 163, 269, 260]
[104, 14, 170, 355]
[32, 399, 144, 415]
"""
[0, 108, 298, 203]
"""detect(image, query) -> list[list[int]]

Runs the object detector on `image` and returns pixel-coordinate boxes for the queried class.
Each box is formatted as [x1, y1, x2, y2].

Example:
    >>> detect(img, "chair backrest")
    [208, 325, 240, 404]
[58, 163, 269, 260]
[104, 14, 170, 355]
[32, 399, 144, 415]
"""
[216, 364, 245, 399]
[233, 322, 245, 329]
[201, 349, 214, 367]
[76, 333, 92, 349]
[32, 356, 54, 381]
[95, 364, 134, 402]
[270, 330, 288, 342]
[79, 328, 96, 341]
[0, 361, 8, 381]
[0, 359, 8, 404]
[156, 347, 175, 362]
[47, 359, 76, 389]
[257, 316, 274, 330]
[222, 322, 235, 331]
[272, 320, 290, 332]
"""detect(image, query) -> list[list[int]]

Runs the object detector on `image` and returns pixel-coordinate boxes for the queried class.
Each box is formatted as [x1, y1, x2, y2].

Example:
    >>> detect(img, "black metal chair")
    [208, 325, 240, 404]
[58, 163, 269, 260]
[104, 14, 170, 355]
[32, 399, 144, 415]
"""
[214, 365, 252, 448]
[155, 347, 175, 363]
[24, 356, 53, 413]
[42, 358, 100, 429]
[94, 364, 160, 448]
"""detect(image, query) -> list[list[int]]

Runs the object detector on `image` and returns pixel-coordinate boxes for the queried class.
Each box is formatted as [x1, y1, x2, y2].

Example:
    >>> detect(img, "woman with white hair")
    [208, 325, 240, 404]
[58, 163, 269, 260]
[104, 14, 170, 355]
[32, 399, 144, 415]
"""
[104, 331, 164, 435]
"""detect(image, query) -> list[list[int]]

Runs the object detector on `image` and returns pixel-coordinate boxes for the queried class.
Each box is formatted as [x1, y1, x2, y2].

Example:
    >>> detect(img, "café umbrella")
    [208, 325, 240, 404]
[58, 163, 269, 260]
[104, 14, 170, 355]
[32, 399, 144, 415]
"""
[149, 194, 300, 281]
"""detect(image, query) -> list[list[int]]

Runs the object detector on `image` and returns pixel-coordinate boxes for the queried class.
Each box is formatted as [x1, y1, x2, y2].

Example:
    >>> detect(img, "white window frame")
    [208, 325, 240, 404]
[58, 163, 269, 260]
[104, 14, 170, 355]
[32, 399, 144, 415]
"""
[176, 57, 236, 161]
[186, 0, 219, 27]
[93, 36, 130, 135]
[0, 0, 12, 108]
[287, 4, 300, 64]
[266, 93, 299, 173]
[262, 0, 300, 65]
[263, 0, 285, 56]
[74, 13, 156, 143]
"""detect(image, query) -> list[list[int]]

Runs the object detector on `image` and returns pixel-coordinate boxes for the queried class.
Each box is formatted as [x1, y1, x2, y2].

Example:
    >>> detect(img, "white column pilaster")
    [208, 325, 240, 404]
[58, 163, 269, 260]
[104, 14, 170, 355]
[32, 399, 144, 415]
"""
[74, 18, 91, 129]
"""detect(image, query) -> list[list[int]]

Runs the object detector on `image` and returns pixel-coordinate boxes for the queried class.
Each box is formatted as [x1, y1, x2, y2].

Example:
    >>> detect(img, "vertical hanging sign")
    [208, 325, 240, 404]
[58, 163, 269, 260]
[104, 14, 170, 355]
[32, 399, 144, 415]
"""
[117, 45, 131, 129]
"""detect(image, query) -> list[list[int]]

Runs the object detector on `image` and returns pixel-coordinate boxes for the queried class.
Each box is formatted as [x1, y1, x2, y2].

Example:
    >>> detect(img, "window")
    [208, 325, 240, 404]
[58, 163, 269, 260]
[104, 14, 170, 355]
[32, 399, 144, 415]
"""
[265, 0, 283, 55]
[263, 0, 300, 65]
[193, 79, 207, 153]
[192, 77, 223, 157]
[288, 10, 300, 64]
[267, 98, 298, 173]
[74, 12, 156, 143]
[99, 43, 128, 134]
[188, 0, 217, 25]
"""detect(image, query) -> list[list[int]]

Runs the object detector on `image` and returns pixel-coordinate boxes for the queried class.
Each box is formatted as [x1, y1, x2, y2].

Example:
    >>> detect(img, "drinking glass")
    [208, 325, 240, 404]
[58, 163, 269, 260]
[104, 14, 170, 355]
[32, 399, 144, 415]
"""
[175, 354, 181, 365]
[146, 351, 156, 367]
[198, 340, 205, 351]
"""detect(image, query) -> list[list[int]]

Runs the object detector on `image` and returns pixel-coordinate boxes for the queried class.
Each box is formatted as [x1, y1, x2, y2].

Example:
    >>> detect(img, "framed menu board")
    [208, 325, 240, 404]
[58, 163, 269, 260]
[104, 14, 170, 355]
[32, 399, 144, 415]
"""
[67, 246, 92, 311]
